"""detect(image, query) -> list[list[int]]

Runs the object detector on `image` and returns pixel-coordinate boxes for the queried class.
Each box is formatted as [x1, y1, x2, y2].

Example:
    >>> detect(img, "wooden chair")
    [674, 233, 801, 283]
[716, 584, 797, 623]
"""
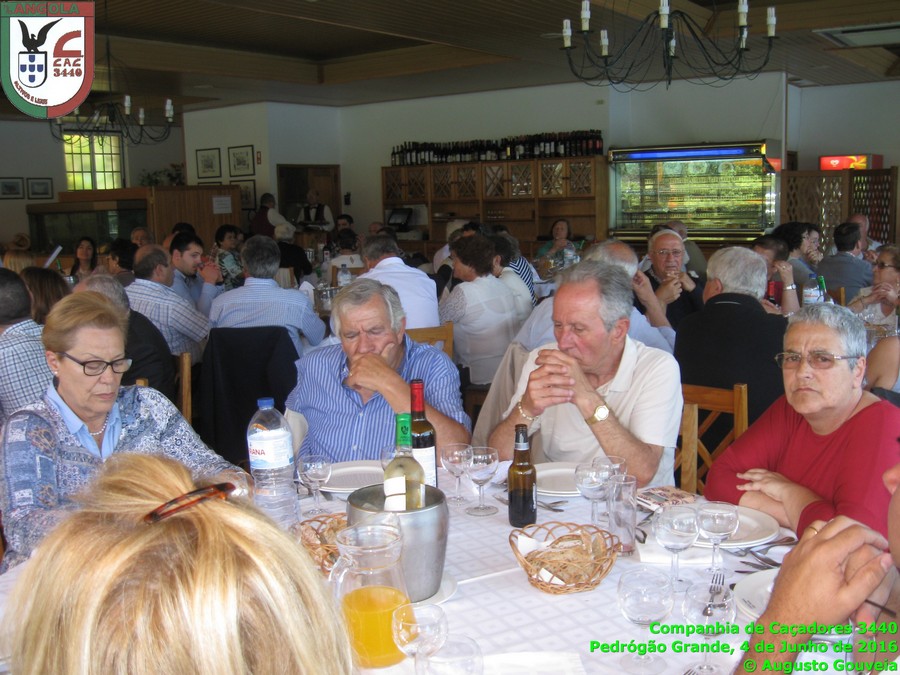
[135, 378, 149, 387]
[330, 265, 365, 286]
[827, 286, 846, 306]
[174, 352, 192, 422]
[407, 322, 453, 359]
[675, 383, 749, 494]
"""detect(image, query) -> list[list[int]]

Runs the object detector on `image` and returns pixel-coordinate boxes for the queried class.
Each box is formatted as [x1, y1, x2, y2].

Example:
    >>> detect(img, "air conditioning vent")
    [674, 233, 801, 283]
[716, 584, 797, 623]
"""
[814, 23, 900, 48]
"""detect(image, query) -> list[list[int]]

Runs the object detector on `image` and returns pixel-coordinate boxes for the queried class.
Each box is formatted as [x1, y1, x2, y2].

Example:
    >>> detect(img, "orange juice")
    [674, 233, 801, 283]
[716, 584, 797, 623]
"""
[342, 585, 409, 668]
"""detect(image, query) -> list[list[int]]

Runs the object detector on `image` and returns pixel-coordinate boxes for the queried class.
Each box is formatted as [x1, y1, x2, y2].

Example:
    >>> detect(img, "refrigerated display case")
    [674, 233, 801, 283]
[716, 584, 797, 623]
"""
[609, 141, 777, 245]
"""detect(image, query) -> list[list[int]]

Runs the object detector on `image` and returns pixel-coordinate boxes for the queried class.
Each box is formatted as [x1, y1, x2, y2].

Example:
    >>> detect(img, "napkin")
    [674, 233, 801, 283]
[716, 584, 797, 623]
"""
[483, 651, 586, 675]
[636, 538, 712, 565]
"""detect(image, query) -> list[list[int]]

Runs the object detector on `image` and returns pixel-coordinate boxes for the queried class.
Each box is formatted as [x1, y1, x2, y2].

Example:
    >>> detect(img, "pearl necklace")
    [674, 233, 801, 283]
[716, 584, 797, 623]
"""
[89, 412, 110, 437]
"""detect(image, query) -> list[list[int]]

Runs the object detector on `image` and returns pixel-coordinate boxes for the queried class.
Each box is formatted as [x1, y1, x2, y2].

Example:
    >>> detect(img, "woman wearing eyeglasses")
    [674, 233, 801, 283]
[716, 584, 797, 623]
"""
[847, 245, 900, 328]
[0, 292, 246, 571]
[706, 303, 900, 538]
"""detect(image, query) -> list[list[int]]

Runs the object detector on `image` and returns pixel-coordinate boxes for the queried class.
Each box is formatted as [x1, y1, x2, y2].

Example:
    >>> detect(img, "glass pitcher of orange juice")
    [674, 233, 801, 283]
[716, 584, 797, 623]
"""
[330, 523, 410, 669]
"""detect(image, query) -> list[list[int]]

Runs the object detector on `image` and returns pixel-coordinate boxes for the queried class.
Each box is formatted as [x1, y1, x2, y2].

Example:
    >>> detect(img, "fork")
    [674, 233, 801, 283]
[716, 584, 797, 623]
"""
[704, 573, 725, 617]
[721, 536, 797, 557]
[493, 494, 565, 512]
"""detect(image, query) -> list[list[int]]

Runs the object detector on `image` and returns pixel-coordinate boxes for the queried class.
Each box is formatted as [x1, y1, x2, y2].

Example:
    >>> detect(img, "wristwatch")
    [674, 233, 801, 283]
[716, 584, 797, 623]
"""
[584, 402, 610, 425]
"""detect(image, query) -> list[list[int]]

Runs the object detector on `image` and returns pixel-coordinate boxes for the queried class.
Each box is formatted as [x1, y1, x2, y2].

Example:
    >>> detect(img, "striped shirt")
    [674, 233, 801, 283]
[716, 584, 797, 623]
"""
[209, 278, 326, 356]
[508, 256, 537, 306]
[126, 279, 209, 363]
[286, 335, 469, 462]
[0, 320, 51, 428]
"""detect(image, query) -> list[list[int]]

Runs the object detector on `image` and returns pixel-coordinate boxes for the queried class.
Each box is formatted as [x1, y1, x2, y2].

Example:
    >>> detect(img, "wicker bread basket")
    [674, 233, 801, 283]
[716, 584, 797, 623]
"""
[509, 521, 618, 594]
[293, 513, 348, 575]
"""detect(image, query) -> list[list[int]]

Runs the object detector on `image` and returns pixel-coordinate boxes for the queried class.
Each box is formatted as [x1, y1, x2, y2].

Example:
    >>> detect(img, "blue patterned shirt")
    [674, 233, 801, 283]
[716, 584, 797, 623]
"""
[209, 277, 326, 356]
[286, 335, 469, 462]
[126, 279, 209, 363]
[0, 385, 241, 570]
[0, 320, 51, 428]
[508, 256, 537, 306]
[172, 268, 223, 316]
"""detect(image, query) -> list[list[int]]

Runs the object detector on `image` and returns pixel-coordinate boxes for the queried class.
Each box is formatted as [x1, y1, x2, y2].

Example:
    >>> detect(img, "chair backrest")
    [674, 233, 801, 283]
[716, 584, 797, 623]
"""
[134, 378, 149, 387]
[330, 265, 365, 286]
[407, 322, 453, 359]
[675, 383, 749, 494]
[827, 287, 846, 306]
[174, 352, 192, 422]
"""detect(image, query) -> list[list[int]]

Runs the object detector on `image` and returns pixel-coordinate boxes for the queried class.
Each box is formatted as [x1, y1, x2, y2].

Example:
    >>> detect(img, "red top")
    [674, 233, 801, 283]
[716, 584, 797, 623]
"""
[705, 396, 900, 538]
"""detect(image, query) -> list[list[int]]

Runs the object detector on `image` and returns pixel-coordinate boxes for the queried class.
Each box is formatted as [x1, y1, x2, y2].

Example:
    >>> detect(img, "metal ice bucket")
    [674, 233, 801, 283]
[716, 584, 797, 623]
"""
[346, 485, 449, 602]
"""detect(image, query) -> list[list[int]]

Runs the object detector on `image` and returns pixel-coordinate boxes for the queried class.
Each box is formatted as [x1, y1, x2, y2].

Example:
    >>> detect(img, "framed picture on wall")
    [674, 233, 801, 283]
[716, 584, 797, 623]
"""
[0, 178, 24, 199]
[196, 148, 221, 179]
[26, 177, 53, 199]
[228, 145, 255, 177]
[231, 179, 256, 210]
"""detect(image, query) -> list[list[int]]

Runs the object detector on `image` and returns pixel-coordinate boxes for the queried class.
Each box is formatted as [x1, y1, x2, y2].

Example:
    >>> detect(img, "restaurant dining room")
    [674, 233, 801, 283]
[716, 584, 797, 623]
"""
[0, 0, 899, 673]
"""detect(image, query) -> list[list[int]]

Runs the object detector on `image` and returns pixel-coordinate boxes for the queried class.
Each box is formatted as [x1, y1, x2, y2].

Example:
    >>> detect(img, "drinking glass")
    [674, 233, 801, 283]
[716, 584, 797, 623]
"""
[574, 463, 607, 526]
[616, 567, 674, 674]
[590, 454, 626, 521]
[298, 454, 332, 516]
[682, 581, 736, 674]
[608, 474, 638, 556]
[380, 445, 396, 470]
[464, 447, 500, 517]
[440, 443, 473, 505]
[697, 502, 739, 575]
[392, 603, 449, 663]
[652, 505, 699, 591]
[415, 635, 483, 674]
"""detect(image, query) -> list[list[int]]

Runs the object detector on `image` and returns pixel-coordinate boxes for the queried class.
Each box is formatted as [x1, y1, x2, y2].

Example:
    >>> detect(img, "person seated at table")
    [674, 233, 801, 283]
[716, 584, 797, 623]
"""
[439, 235, 524, 385]
[4, 452, 352, 674]
[285, 279, 470, 461]
[69, 236, 99, 282]
[488, 233, 532, 326]
[815, 221, 874, 303]
[866, 334, 899, 395]
[705, 303, 900, 538]
[19, 266, 70, 324]
[326, 227, 363, 283]
[751, 234, 800, 315]
[847, 244, 899, 327]
[771, 220, 823, 283]
[104, 238, 138, 287]
[0, 292, 246, 571]
[489, 260, 682, 487]
[534, 218, 574, 260]
[210, 223, 244, 291]
[635, 229, 705, 330]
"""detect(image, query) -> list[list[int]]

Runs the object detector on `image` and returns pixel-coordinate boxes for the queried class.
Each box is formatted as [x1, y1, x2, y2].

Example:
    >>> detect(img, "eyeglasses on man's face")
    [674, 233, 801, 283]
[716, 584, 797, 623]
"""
[874, 261, 900, 270]
[654, 249, 684, 258]
[60, 352, 133, 376]
[775, 351, 861, 370]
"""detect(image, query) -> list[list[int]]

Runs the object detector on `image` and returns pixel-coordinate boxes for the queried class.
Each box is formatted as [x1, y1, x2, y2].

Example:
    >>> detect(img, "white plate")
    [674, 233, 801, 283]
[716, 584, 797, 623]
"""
[734, 567, 778, 620]
[535, 462, 579, 497]
[695, 506, 780, 549]
[413, 573, 458, 606]
[321, 460, 383, 494]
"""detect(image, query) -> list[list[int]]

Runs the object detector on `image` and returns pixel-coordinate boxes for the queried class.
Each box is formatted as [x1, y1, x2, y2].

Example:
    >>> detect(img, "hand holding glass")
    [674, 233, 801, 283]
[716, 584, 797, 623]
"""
[440, 443, 473, 505]
[298, 454, 332, 516]
[464, 447, 499, 517]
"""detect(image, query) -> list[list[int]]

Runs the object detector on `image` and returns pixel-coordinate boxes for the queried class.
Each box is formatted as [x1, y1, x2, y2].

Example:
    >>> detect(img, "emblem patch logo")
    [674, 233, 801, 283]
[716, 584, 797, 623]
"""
[1, 2, 95, 119]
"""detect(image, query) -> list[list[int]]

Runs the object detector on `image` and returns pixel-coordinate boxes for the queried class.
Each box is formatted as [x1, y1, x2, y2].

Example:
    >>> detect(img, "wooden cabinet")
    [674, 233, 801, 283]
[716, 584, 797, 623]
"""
[382, 157, 608, 248]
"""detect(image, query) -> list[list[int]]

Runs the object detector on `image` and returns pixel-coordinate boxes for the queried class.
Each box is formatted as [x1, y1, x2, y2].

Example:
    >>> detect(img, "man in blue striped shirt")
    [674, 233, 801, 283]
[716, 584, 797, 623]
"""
[286, 279, 470, 462]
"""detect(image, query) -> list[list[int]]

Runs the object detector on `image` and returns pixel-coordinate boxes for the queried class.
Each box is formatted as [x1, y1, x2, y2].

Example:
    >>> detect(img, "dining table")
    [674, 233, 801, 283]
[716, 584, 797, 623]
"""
[0, 467, 813, 675]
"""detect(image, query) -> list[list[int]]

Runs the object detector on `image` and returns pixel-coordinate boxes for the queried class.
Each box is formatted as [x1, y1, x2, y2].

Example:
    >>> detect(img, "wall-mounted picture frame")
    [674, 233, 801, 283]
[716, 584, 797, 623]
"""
[26, 177, 53, 200]
[196, 148, 221, 179]
[228, 145, 255, 177]
[198, 181, 222, 186]
[231, 179, 256, 210]
[0, 178, 24, 199]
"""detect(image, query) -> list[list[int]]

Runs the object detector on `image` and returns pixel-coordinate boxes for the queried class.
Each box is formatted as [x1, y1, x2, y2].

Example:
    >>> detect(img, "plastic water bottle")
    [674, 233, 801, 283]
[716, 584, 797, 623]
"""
[247, 398, 297, 530]
[802, 273, 822, 305]
[337, 263, 352, 287]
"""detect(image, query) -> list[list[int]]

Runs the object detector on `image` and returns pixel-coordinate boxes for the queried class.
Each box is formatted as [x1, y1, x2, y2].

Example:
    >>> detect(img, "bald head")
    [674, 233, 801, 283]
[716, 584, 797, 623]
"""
[134, 245, 174, 286]
[583, 239, 639, 278]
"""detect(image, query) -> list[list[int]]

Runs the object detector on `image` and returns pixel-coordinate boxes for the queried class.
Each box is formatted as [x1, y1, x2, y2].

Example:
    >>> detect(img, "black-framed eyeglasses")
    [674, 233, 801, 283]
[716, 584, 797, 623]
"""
[60, 352, 132, 376]
[874, 261, 900, 270]
[775, 351, 861, 370]
[144, 482, 236, 524]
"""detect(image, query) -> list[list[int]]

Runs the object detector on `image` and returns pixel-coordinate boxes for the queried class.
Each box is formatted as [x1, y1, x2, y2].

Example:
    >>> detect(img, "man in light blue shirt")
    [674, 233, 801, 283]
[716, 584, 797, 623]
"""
[286, 279, 470, 462]
[209, 236, 326, 356]
[169, 232, 223, 316]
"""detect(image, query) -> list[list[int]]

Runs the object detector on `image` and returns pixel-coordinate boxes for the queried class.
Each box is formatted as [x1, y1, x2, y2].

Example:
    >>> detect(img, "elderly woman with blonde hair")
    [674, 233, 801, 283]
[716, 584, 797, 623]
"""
[0, 292, 246, 571]
[3, 453, 353, 675]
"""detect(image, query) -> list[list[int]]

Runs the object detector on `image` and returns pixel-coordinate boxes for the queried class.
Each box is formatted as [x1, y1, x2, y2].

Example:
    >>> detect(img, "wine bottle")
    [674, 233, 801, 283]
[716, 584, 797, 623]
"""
[817, 275, 834, 304]
[410, 379, 437, 487]
[507, 424, 536, 527]
[383, 413, 425, 511]
[765, 280, 777, 304]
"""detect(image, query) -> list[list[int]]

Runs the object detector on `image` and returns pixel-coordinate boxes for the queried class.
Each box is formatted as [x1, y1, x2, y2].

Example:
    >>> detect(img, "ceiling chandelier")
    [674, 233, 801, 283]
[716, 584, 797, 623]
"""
[49, 31, 173, 145]
[560, 0, 777, 91]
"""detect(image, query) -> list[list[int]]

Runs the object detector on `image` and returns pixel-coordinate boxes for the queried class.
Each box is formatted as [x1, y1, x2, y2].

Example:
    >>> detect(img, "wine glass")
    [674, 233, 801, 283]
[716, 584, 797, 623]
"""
[682, 581, 736, 674]
[616, 567, 674, 674]
[415, 635, 483, 674]
[652, 505, 700, 591]
[590, 455, 626, 521]
[392, 603, 449, 663]
[697, 502, 739, 575]
[298, 454, 332, 516]
[464, 447, 499, 517]
[380, 445, 397, 470]
[574, 463, 607, 526]
[440, 443, 473, 505]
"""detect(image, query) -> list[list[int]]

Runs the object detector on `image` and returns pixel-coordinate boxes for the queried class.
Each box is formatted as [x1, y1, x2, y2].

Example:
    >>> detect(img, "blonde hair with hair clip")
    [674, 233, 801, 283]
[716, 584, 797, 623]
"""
[4, 453, 353, 675]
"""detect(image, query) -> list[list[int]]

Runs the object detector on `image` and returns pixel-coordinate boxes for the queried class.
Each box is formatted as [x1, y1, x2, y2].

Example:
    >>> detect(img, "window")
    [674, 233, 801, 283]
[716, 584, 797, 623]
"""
[63, 133, 124, 190]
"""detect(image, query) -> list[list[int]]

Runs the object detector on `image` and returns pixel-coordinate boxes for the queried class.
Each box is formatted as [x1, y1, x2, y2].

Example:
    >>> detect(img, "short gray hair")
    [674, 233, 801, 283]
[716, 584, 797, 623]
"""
[557, 260, 633, 330]
[583, 239, 639, 278]
[707, 247, 767, 299]
[331, 278, 405, 335]
[361, 234, 403, 262]
[648, 229, 683, 250]
[80, 274, 131, 311]
[787, 304, 866, 370]
[241, 236, 281, 279]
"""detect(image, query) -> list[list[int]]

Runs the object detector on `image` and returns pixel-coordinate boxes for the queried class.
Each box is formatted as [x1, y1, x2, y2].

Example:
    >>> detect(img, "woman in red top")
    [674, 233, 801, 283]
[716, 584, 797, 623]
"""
[706, 303, 900, 538]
